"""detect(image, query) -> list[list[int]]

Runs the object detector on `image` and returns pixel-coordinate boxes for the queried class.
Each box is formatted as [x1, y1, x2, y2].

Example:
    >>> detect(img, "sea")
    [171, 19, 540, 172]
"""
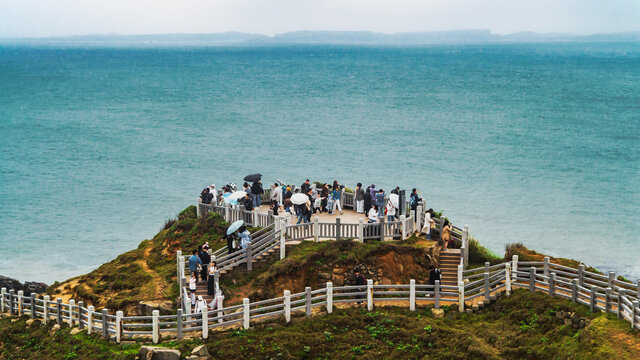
[0, 43, 638, 284]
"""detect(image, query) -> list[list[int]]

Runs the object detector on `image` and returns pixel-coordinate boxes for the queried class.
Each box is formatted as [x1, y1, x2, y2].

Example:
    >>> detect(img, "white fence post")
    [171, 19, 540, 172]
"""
[571, 279, 578, 303]
[434, 280, 441, 309]
[326, 282, 333, 314]
[68, 299, 75, 326]
[358, 218, 364, 243]
[43, 295, 50, 322]
[457, 264, 463, 284]
[505, 263, 511, 296]
[530, 268, 536, 293]
[217, 296, 224, 324]
[115, 310, 123, 344]
[176, 250, 182, 292]
[253, 209, 259, 227]
[549, 273, 556, 297]
[409, 279, 416, 311]
[17, 290, 23, 316]
[280, 219, 286, 260]
[458, 281, 465, 312]
[152, 310, 159, 344]
[0, 287, 5, 312]
[578, 264, 585, 286]
[416, 205, 422, 231]
[367, 279, 374, 311]
[399, 215, 406, 240]
[608, 272, 616, 289]
[246, 241, 253, 271]
[463, 225, 469, 267]
[284, 290, 291, 323]
[512, 255, 518, 282]
[243, 298, 250, 329]
[87, 305, 94, 334]
[543, 257, 550, 277]
[202, 307, 208, 339]
[313, 216, 319, 242]
[632, 301, 638, 329]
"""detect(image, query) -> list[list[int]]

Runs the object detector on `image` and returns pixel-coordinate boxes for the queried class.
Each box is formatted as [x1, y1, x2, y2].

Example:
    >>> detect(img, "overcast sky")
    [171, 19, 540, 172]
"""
[1, 0, 639, 38]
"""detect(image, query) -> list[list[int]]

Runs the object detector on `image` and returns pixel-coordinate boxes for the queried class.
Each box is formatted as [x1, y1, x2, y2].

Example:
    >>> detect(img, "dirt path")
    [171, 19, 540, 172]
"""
[137, 245, 167, 300]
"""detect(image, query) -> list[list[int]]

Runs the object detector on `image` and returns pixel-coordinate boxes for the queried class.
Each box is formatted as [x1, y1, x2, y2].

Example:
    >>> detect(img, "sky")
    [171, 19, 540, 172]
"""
[1, 0, 639, 38]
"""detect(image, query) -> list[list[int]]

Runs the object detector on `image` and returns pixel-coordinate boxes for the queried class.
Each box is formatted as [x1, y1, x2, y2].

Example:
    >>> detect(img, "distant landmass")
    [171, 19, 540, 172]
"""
[2, 29, 640, 45]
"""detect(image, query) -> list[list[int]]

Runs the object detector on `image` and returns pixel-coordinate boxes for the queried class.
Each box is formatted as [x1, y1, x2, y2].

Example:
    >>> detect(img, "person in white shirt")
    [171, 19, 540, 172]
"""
[421, 208, 435, 239]
[237, 226, 252, 249]
[208, 185, 217, 204]
[195, 295, 207, 313]
[368, 206, 378, 223]
[189, 273, 197, 305]
[386, 200, 396, 222]
[271, 183, 282, 208]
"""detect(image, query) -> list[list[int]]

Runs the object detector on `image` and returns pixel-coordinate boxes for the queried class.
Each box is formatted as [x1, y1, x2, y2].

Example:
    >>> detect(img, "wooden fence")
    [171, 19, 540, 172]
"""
[3, 256, 638, 343]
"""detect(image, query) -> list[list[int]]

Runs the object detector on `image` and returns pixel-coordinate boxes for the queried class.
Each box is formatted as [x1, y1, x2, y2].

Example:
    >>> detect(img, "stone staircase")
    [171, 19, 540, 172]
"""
[439, 249, 461, 287]
[194, 243, 284, 305]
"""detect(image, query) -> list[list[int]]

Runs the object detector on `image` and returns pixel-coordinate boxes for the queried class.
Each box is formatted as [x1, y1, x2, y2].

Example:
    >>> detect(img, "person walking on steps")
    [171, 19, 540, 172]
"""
[426, 265, 441, 297]
[198, 244, 211, 282]
[189, 250, 202, 282]
[442, 219, 453, 250]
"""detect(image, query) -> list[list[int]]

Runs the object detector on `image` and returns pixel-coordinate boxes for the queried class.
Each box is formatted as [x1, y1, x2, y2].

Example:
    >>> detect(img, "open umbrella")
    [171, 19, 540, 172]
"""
[291, 193, 309, 205]
[229, 191, 248, 201]
[388, 193, 399, 208]
[222, 192, 238, 205]
[226, 220, 244, 235]
[244, 174, 262, 182]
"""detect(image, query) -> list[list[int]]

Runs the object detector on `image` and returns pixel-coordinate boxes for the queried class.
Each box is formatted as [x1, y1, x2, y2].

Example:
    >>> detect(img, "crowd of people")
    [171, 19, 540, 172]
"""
[187, 242, 224, 312]
[198, 177, 453, 246]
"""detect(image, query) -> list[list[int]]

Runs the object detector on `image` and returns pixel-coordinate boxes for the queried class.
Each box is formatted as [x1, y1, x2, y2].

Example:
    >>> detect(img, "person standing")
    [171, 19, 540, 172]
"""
[421, 208, 435, 239]
[375, 189, 385, 217]
[363, 186, 372, 215]
[321, 184, 330, 213]
[243, 193, 254, 211]
[442, 219, 453, 250]
[332, 187, 343, 215]
[391, 187, 400, 195]
[355, 270, 366, 304]
[207, 261, 217, 296]
[208, 184, 217, 204]
[251, 180, 263, 209]
[271, 183, 282, 209]
[200, 188, 212, 204]
[300, 179, 311, 194]
[198, 245, 211, 282]
[355, 183, 365, 213]
[368, 206, 378, 223]
[188, 250, 202, 282]
[189, 273, 197, 305]
[237, 225, 252, 249]
[426, 265, 441, 297]
[409, 189, 421, 221]
[386, 199, 396, 222]
[226, 233, 235, 254]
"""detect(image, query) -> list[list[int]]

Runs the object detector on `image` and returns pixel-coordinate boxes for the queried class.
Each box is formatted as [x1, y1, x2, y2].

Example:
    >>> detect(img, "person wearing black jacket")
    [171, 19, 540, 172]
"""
[355, 269, 366, 304]
[363, 186, 372, 214]
[427, 265, 441, 297]
[200, 188, 213, 204]
[242, 193, 254, 211]
[300, 179, 311, 194]
[251, 180, 263, 209]
[198, 245, 211, 282]
[226, 234, 235, 254]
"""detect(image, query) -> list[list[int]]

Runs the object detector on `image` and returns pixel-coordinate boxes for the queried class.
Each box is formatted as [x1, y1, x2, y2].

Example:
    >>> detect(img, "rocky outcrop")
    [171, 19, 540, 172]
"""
[138, 346, 181, 360]
[137, 300, 174, 316]
[0, 275, 48, 294]
[555, 310, 590, 329]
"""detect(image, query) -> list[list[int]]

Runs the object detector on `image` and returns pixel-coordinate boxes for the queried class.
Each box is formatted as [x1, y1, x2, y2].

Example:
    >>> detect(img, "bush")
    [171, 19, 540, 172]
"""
[468, 238, 501, 266]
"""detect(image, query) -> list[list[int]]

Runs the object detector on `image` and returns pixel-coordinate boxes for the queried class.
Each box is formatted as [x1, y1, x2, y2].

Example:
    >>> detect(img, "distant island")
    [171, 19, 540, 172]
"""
[2, 29, 640, 46]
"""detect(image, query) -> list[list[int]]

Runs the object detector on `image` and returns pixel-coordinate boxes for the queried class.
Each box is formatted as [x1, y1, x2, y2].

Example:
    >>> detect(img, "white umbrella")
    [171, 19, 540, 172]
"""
[229, 191, 248, 201]
[222, 193, 238, 205]
[388, 193, 399, 208]
[291, 193, 309, 205]
[226, 220, 244, 235]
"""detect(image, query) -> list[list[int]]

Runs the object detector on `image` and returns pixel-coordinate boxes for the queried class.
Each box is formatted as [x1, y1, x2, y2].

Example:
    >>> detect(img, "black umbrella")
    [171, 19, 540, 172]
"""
[244, 173, 262, 182]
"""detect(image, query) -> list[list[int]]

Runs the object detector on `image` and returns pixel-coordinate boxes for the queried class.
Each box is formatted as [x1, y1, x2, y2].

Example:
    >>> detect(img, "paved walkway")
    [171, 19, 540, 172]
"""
[256, 204, 369, 224]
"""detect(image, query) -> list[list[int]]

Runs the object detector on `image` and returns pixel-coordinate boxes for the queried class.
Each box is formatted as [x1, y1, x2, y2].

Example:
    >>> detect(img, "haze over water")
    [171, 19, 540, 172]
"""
[0, 43, 638, 284]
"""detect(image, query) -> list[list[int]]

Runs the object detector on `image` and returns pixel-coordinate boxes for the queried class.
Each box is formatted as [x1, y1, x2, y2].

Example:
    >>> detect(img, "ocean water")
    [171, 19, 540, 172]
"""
[0, 43, 638, 284]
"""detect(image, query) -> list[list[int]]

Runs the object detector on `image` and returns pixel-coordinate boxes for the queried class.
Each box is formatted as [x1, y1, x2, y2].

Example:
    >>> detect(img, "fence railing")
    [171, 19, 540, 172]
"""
[4, 257, 637, 343]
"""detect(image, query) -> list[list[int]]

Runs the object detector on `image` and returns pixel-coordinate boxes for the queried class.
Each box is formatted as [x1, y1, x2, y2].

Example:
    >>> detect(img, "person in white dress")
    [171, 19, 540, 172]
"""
[421, 208, 435, 239]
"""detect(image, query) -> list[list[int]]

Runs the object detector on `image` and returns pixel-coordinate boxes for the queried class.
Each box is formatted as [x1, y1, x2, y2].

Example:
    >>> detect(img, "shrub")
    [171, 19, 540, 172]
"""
[468, 238, 501, 265]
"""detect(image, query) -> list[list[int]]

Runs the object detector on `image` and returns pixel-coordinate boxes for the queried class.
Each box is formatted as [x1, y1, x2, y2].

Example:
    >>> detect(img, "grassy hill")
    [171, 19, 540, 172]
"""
[46, 206, 229, 313]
